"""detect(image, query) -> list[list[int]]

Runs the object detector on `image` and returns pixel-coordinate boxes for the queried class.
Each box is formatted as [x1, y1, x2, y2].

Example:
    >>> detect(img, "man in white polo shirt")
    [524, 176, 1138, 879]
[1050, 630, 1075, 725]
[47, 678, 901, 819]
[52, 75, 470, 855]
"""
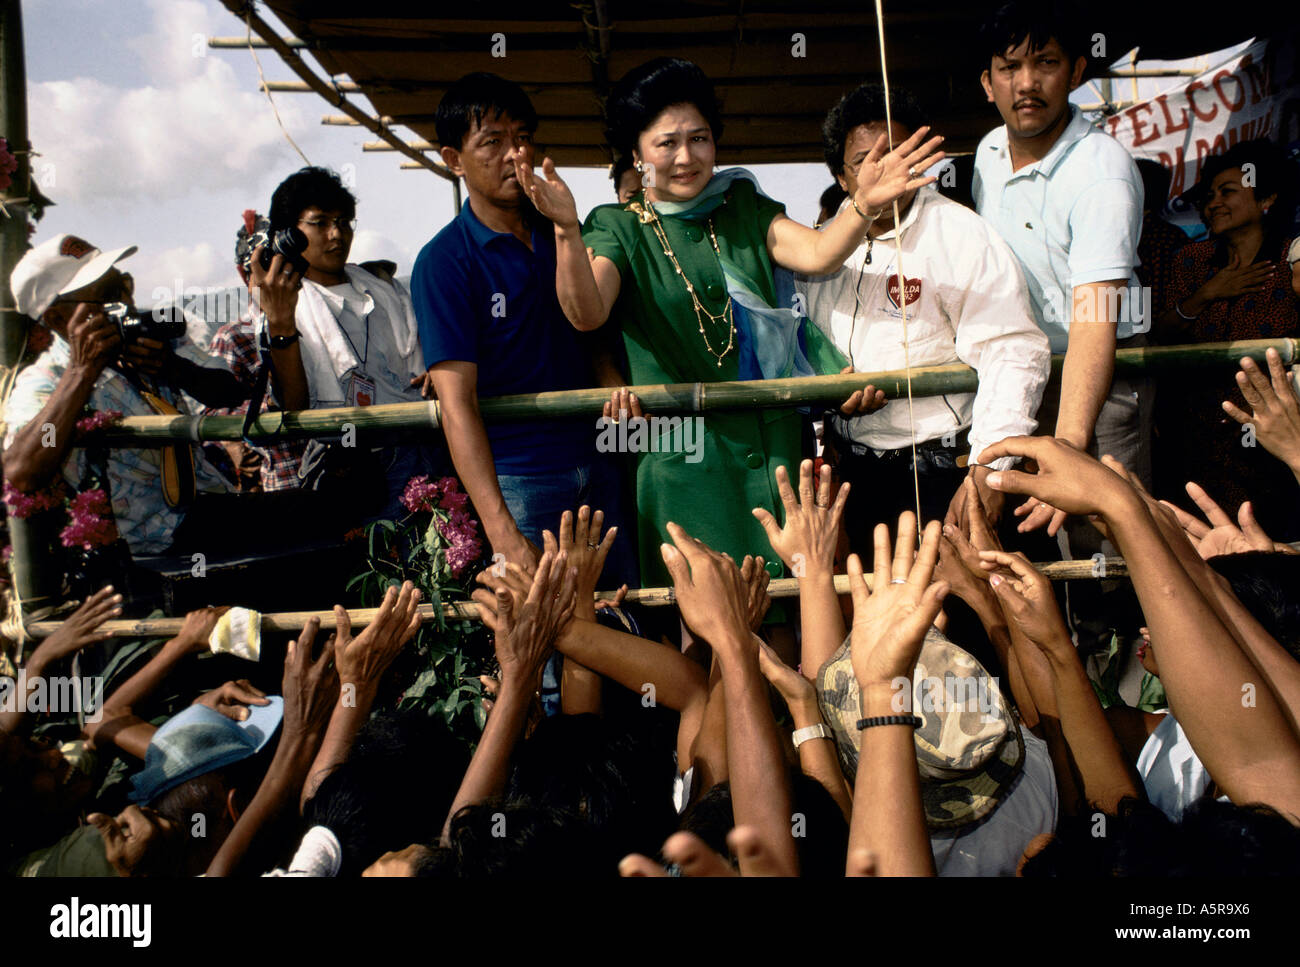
[797, 83, 1051, 547]
[971, 1, 1150, 538]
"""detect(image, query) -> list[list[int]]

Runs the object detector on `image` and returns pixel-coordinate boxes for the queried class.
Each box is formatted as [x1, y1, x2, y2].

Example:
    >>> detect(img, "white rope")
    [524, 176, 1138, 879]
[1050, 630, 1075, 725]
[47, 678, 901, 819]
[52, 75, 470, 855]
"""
[245, 10, 311, 166]
[872, 0, 924, 538]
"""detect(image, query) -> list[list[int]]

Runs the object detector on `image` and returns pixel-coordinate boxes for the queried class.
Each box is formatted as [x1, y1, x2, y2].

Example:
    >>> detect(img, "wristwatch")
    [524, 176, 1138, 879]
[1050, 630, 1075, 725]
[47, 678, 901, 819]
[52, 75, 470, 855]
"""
[792, 723, 831, 749]
[267, 330, 301, 349]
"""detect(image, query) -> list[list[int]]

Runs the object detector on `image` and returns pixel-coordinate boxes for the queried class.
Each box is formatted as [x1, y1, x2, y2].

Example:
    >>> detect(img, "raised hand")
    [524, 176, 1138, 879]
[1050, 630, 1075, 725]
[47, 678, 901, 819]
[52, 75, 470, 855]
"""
[978, 550, 1072, 654]
[37, 585, 122, 662]
[752, 460, 848, 578]
[619, 826, 789, 878]
[542, 506, 618, 619]
[332, 581, 423, 699]
[848, 513, 949, 690]
[193, 679, 270, 722]
[516, 157, 581, 231]
[474, 550, 578, 688]
[756, 637, 816, 709]
[939, 479, 1005, 612]
[281, 617, 339, 743]
[1161, 481, 1291, 559]
[740, 555, 772, 631]
[979, 436, 1135, 523]
[853, 126, 945, 217]
[1222, 348, 1300, 474]
[660, 522, 752, 652]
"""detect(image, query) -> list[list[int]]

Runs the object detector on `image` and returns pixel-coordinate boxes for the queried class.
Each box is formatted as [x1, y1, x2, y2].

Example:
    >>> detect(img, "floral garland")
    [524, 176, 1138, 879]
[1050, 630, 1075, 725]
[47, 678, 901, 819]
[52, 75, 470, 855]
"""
[2, 409, 125, 561]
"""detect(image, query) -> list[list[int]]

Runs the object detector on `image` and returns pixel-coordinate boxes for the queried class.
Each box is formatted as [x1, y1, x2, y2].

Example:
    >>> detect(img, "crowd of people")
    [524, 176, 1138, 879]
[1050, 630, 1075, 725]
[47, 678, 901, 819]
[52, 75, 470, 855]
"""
[3, 0, 1300, 878]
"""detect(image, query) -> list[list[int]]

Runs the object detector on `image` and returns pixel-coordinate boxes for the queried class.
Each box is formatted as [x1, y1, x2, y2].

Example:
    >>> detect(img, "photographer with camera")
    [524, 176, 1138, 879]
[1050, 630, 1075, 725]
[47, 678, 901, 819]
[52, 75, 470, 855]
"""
[3, 234, 244, 556]
[245, 167, 439, 521]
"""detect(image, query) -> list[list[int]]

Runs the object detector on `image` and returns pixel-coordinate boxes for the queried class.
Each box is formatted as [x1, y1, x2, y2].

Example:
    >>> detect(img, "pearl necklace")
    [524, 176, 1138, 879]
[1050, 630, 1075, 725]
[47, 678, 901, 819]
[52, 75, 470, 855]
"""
[631, 192, 736, 367]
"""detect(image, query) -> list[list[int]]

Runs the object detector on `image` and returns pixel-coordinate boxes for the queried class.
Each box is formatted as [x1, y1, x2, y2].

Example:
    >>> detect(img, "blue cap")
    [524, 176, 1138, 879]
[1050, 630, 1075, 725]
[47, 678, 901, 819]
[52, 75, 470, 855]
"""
[128, 696, 283, 804]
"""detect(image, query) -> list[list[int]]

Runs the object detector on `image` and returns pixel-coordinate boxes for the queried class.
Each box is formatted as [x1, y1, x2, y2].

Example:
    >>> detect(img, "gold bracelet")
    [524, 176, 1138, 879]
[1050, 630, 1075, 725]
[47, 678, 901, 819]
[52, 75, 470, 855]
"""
[851, 197, 881, 222]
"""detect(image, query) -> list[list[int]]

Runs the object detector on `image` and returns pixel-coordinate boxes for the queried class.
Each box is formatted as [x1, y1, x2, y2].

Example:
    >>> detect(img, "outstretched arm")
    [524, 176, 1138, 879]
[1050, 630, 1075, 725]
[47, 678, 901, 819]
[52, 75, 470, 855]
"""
[453, 552, 577, 842]
[845, 514, 946, 877]
[983, 436, 1300, 817]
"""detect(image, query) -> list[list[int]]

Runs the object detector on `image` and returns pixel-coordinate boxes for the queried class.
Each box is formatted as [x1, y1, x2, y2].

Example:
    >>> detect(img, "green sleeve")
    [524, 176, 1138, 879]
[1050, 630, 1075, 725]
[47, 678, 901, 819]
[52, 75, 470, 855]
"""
[581, 205, 631, 275]
[742, 177, 788, 237]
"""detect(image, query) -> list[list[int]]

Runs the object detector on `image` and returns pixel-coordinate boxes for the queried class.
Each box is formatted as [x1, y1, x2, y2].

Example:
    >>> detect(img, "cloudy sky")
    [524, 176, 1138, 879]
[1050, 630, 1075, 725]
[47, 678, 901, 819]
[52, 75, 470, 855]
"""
[24, 0, 836, 307]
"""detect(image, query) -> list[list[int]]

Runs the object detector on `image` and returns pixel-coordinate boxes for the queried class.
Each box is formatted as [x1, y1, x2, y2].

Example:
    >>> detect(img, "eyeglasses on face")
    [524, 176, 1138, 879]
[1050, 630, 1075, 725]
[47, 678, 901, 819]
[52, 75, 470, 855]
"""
[299, 215, 357, 232]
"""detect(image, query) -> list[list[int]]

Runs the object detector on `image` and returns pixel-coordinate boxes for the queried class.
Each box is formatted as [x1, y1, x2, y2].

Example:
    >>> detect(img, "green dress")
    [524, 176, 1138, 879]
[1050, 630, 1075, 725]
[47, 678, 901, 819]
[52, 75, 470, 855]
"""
[582, 178, 801, 590]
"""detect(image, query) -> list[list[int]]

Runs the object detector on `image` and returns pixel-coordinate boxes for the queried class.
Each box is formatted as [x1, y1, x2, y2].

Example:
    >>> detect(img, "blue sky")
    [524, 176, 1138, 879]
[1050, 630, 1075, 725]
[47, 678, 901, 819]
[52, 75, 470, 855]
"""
[23, 0, 837, 306]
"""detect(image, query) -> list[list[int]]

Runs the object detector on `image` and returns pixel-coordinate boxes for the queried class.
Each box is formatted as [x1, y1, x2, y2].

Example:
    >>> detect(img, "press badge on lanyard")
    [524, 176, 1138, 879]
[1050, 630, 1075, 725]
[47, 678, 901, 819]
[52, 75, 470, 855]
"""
[347, 370, 376, 407]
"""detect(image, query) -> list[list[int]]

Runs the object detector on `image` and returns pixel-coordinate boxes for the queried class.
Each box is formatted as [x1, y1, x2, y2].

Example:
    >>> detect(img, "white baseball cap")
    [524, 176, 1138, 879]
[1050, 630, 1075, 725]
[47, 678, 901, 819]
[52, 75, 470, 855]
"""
[10, 233, 137, 319]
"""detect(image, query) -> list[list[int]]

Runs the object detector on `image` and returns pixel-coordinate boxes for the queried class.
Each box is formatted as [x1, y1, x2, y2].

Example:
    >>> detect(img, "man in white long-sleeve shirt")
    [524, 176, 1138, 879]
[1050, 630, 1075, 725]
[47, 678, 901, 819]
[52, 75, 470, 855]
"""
[797, 82, 1050, 545]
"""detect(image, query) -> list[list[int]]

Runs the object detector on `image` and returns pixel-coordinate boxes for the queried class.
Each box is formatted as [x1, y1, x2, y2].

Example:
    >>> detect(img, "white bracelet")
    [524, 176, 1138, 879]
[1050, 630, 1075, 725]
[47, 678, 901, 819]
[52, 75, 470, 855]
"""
[792, 723, 831, 749]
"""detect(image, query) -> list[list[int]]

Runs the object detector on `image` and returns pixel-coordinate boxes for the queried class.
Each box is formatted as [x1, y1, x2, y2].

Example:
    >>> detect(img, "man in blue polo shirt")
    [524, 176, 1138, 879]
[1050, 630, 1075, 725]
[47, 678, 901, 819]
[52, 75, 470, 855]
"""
[972, 1, 1150, 538]
[412, 73, 633, 586]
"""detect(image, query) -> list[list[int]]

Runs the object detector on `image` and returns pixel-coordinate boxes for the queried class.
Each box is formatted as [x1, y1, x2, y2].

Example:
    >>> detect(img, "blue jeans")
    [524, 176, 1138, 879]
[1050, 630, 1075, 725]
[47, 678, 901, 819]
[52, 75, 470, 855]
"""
[497, 456, 639, 715]
[496, 456, 638, 589]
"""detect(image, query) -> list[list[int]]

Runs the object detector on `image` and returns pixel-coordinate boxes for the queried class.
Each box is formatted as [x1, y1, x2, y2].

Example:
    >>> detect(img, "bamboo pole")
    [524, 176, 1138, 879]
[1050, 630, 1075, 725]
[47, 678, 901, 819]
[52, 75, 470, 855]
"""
[95, 338, 1299, 445]
[216, 1, 454, 183]
[1, 1, 59, 610]
[25, 556, 1124, 638]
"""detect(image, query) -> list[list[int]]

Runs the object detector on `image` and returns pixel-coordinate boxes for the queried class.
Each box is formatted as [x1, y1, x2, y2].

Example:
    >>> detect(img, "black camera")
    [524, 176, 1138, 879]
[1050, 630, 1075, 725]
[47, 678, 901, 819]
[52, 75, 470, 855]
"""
[103, 302, 187, 344]
[247, 226, 310, 277]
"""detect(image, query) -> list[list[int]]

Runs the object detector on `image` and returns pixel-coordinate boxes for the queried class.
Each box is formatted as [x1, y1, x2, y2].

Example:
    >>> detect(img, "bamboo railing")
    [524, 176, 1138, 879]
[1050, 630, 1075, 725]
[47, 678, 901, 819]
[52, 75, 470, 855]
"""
[14, 336, 1297, 622]
[93, 338, 1299, 445]
[25, 556, 1125, 638]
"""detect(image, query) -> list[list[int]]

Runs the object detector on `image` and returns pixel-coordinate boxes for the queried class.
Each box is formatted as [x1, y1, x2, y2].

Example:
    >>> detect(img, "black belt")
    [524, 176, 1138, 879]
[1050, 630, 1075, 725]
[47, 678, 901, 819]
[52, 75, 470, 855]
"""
[826, 422, 969, 473]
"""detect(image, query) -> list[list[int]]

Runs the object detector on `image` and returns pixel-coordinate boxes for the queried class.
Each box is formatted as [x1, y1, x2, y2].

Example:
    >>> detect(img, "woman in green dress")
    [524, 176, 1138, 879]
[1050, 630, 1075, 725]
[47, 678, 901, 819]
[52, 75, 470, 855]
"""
[519, 58, 943, 589]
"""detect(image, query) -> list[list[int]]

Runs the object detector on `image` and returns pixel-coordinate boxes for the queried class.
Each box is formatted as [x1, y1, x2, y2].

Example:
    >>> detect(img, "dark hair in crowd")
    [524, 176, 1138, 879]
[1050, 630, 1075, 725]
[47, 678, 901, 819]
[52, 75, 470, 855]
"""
[605, 58, 724, 160]
[151, 749, 270, 829]
[1020, 796, 1300, 876]
[434, 72, 538, 151]
[611, 152, 635, 188]
[1191, 138, 1296, 242]
[506, 713, 678, 863]
[1208, 551, 1300, 663]
[676, 772, 850, 878]
[417, 798, 608, 878]
[303, 711, 469, 877]
[1135, 159, 1171, 213]
[978, 1, 1087, 68]
[817, 183, 848, 226]
[821, 83, 930, 180]
[268, 166, 357, 235]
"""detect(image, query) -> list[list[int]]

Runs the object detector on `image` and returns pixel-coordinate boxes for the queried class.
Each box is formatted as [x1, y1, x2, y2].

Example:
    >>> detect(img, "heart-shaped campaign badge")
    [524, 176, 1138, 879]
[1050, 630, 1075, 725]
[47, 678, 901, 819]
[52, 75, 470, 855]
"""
[886, 274, 922, 309]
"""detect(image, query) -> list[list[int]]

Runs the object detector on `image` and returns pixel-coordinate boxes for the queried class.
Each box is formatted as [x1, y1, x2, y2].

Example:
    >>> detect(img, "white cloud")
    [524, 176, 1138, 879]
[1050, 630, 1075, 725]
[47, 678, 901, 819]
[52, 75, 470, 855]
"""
[129, 240, 228, 299]
[348, 228, 415, 275]
[30, 0, 313, 207]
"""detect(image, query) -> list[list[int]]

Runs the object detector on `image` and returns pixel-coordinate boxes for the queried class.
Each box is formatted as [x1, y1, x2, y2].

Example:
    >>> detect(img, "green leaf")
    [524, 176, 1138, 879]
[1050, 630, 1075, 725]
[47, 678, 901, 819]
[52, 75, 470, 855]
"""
[1137, 672, 1168, 712]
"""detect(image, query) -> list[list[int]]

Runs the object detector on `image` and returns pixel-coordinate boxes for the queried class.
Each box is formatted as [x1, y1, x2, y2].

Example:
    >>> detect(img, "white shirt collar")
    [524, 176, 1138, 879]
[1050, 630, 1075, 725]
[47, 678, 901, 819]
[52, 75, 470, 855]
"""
[306, 276, 374, 320]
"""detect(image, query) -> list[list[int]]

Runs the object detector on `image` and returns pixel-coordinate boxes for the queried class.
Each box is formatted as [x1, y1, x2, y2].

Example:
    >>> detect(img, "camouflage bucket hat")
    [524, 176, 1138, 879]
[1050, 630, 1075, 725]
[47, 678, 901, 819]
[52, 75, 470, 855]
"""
[816, 626, 1024, 830]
